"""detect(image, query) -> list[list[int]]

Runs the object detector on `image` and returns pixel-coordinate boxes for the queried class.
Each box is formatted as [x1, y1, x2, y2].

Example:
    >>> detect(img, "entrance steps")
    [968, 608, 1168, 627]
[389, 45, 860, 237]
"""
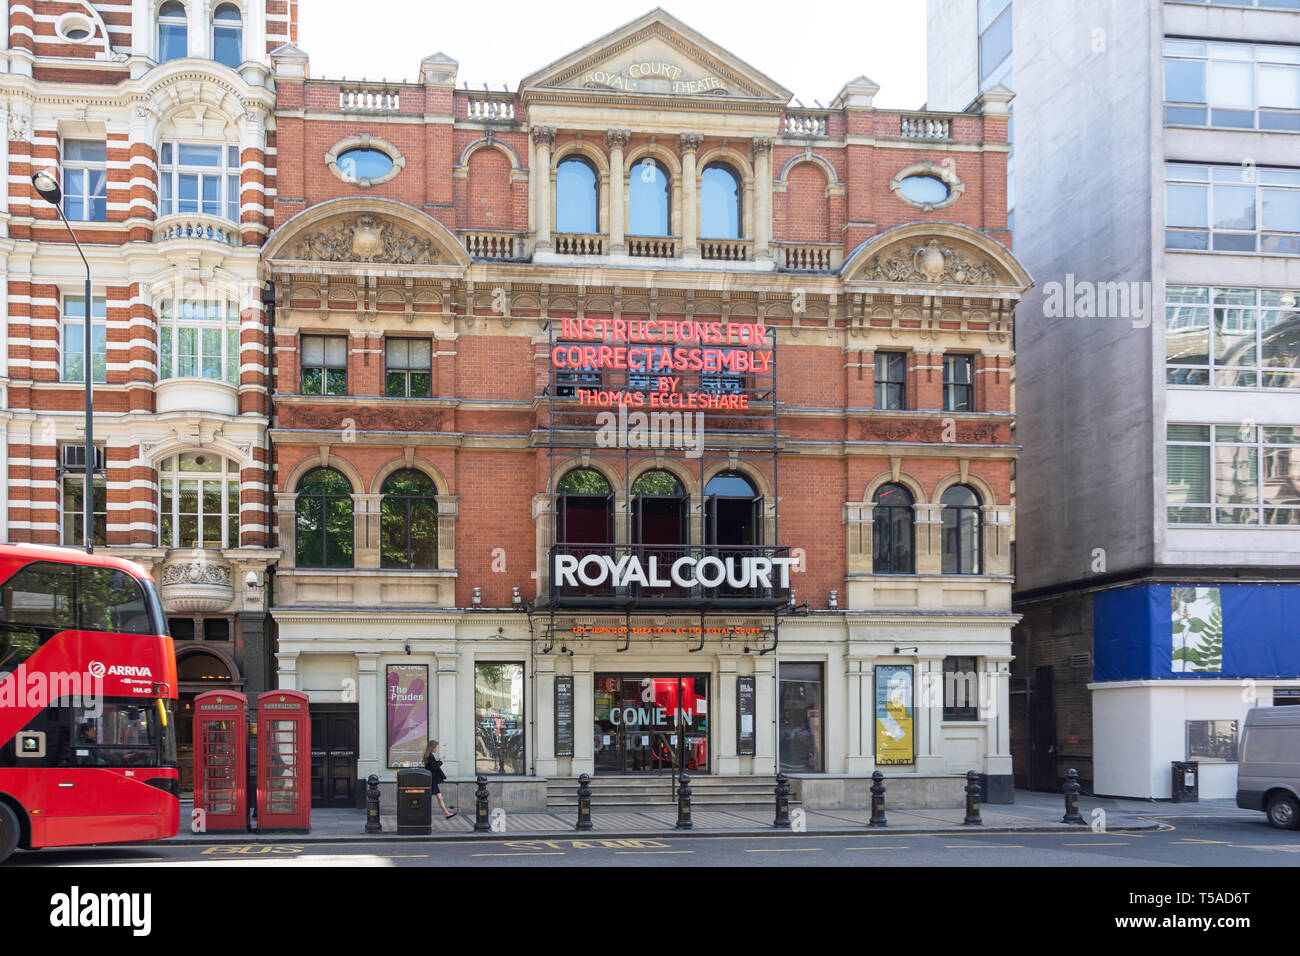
[544, 774, 798, 812]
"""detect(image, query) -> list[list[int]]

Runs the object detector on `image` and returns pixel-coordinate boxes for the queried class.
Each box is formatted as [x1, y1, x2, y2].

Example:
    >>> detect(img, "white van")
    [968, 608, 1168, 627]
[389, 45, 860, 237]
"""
[1236, 706, 1300, 829]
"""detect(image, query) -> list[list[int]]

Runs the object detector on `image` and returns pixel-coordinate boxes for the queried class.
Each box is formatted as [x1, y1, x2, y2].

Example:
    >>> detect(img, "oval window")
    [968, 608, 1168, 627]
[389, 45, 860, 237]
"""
[898, 174, 951, 205]
[337, 148, 395, 181]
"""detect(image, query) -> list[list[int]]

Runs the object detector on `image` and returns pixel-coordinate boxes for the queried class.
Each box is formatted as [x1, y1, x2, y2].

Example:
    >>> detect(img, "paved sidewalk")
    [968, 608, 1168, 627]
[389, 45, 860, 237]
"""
[151, 789, 1250, 845]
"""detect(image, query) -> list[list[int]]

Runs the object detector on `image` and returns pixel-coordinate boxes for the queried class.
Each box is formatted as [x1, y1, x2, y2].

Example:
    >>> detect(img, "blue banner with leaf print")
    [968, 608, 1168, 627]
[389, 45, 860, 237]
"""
[1092, 583, 1300, 681]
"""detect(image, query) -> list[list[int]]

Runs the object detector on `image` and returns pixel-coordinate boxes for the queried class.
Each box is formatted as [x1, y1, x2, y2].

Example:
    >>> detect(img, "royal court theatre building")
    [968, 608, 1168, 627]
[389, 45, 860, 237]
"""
[0, 1, 287, 792]
[263, 9, 1029, 809]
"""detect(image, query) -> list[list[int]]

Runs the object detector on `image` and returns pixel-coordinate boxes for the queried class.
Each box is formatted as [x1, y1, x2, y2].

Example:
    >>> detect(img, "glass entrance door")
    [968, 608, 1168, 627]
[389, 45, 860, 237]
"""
[593, 674, 709, 774]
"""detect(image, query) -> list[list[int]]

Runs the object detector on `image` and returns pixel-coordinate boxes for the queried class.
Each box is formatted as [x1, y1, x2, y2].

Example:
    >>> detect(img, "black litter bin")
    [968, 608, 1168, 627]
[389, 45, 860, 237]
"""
[1171, 761, 1199, 803]
[397, 768, 434, 834]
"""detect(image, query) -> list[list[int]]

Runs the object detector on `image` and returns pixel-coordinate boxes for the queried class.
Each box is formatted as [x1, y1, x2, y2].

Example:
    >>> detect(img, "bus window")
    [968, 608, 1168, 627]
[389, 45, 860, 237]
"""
[73, 701, 165, 767]
[1, 562, 77, 674]
[78, 566, 153, 635]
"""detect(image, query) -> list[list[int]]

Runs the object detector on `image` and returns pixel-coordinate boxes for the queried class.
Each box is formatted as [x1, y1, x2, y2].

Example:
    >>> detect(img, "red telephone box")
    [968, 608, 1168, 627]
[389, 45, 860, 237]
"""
[257, 690, 311, 832]
[193, 691, 248, 833]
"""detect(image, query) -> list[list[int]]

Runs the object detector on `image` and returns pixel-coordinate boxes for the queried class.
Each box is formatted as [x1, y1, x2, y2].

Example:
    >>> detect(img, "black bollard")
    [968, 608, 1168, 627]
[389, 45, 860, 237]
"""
[676, 772, 694, 830]
[773, 772, 791, 829]
[474, 774, 491, 832]
[576, 772, 594, 831]
[364, 774, 382, 833]
[869, 770, 887, 827]
[1062, 768, 1084, 824]
[963, 770, 983, 825]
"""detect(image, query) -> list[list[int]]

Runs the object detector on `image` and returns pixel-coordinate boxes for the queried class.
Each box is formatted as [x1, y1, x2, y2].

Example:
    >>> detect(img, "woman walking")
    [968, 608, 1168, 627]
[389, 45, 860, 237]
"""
[423, 740, 457, 819]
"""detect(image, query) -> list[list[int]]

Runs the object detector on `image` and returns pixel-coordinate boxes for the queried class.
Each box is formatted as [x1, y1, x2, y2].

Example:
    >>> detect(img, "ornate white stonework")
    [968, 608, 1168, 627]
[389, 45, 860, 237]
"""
[159, 554, 235, 612]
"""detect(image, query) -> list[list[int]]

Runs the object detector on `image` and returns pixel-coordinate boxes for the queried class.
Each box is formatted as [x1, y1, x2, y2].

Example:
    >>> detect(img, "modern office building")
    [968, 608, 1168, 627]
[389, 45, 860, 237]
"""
[928, 0, 1300, 799]
[264, 8, 1030, 809]
[0, 1, 288, 790]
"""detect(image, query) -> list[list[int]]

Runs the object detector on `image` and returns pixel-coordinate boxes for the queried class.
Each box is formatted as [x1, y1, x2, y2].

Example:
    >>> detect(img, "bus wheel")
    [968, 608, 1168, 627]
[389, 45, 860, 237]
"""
[0, 803, 19, 864]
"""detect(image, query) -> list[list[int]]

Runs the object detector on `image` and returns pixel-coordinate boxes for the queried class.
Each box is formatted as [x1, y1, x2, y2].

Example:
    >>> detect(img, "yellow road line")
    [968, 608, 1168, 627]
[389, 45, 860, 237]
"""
[614, 850, 694, 855]
[1063, 842, 1130, 846]
[471, 851, 565, 857]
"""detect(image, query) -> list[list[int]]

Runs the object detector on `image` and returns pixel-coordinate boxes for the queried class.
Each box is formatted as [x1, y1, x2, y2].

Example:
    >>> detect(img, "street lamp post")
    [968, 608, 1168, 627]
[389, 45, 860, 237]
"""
[31, 169, 95, 553]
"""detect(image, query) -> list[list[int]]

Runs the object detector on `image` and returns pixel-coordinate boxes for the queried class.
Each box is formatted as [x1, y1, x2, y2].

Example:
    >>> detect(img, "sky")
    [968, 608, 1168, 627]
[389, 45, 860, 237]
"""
[296, 0, 930, 110]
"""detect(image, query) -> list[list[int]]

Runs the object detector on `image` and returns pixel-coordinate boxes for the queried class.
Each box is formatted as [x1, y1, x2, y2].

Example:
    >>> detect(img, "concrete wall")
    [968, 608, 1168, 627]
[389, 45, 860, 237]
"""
[925, 0, 980, 111]
[1091, 682, 1300, 799]
[1003, 0, 1160, 592]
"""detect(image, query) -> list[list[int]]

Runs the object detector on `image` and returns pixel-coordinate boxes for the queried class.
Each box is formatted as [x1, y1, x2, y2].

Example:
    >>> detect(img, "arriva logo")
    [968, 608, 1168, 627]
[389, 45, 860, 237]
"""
[88, 662, 154, 678]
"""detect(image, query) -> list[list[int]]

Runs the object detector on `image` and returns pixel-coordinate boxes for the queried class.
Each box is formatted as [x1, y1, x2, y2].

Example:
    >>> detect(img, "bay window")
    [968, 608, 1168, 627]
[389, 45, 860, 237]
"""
[158, 298, 240, 384]
[158, 142, 241, 222]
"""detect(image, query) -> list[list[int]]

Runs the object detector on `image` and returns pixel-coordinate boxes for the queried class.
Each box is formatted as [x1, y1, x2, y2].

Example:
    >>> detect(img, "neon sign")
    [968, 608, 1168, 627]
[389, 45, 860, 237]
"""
[553, 317, 773, 411]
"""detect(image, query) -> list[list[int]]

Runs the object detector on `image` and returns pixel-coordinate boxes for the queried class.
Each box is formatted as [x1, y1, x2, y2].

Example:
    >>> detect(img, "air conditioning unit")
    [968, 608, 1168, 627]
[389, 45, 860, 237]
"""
[61, 444, 105, 472]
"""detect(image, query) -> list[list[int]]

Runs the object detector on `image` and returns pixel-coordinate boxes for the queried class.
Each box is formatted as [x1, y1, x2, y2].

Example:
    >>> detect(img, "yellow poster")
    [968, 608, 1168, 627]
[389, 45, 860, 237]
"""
[874, 665, 914, 766]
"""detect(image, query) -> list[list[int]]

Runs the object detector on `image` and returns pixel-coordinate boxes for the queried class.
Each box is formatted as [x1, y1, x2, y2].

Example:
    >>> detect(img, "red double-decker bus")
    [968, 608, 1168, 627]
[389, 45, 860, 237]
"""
[0, 543, 179, 864]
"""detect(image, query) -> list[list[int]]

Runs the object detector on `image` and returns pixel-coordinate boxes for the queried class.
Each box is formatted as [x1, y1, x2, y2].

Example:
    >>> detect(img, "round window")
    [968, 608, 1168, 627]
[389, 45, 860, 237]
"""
[57, 14, 95, 42]
[897, 174, 951, 205]
[337, 147, 395, 181]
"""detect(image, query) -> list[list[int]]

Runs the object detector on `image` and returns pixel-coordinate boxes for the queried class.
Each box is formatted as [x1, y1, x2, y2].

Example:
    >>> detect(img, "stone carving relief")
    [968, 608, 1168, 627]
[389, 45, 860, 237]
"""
[865, 239, 999, 286]
[858, 419, 1003, 443]
[8, 113, 31, 142]
[161, 561, 233, 587]
[285, 405, 451, 433]
[287, 216, 438, 264]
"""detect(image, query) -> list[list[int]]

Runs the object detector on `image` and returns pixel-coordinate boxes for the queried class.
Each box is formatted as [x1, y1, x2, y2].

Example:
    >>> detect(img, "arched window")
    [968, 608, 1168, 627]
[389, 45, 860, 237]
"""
[701, 163, 741, 239]
[872, 483, 915, 575]
[705, 471, 760, 546]
[632, 470, 687, 546]
[556, 469, 612, 544]
[158, 452, 241, 549]
[380, 470, 439, 569]
[178, 652, 233, 683]
[212, 3, 242, 69]
[296, 468, 353, 568]
[941, 485, 983, 574]
[158, 1, 187, 61]
[629, 158, 670, 236]
[556, 157, 598, 234]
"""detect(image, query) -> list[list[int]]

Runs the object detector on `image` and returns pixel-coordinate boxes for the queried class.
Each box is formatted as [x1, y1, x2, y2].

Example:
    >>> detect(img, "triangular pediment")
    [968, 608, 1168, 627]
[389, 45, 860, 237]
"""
[519, 8, 792, 102]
